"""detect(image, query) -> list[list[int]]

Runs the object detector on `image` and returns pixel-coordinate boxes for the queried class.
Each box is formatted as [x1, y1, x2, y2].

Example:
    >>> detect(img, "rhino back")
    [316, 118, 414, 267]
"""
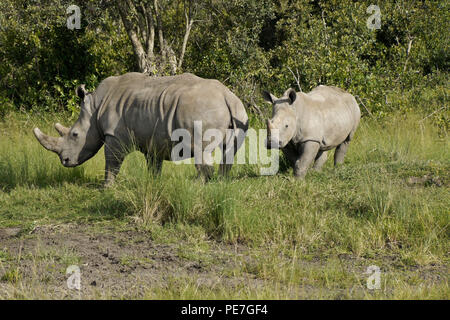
[295, 86, 360, 149]
[93, 73, 240, 151]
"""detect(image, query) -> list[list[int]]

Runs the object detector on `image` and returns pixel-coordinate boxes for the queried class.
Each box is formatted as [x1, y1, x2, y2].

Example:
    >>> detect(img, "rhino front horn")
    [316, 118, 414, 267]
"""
[54, 123, 70, 136]
[33, 127, 62, 154]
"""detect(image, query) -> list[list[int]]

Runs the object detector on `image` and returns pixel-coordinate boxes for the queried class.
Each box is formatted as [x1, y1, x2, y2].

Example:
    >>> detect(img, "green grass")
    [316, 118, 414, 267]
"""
[0, 111, 448, 299]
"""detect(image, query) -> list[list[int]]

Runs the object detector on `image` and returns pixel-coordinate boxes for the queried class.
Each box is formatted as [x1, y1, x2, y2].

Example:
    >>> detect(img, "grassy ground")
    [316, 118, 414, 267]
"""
[0, 111, 448, 299]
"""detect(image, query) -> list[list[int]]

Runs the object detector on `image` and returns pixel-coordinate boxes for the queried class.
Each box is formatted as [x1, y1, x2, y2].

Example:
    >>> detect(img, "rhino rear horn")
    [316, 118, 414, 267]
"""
[54, 123, 70, 136]
[33, 127, 62, 154]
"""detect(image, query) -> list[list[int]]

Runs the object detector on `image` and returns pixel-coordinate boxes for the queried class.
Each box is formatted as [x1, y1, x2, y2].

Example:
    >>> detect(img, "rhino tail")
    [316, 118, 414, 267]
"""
[224, 95, 248, 154]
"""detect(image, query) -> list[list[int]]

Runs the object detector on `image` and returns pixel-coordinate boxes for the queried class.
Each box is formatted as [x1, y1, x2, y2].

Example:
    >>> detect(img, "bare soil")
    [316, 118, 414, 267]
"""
[0, 224, 265, 299]
[0, 224, 447, 299]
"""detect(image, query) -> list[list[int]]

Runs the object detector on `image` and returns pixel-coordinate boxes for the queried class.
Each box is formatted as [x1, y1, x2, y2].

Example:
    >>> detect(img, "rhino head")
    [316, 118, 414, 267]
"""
[33, 85, 103, 167]
[262, 88, 298, 149]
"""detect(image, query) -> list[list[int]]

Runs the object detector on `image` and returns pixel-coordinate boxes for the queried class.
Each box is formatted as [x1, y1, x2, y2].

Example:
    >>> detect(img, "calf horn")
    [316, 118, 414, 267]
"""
[54, 123, 70, 136]
[33, 128, 62, 154]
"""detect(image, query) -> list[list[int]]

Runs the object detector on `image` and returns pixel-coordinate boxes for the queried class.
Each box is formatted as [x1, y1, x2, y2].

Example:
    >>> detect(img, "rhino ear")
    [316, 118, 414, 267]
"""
[262, 91, 277, 104]
[76, 84, 87, 100]
[285, 88, 297, 105]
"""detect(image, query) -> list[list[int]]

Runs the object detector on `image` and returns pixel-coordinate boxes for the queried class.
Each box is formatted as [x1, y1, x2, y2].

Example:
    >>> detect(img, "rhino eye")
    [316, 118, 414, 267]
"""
[72, 132, 78, 137]
[285, 124, 289, 128]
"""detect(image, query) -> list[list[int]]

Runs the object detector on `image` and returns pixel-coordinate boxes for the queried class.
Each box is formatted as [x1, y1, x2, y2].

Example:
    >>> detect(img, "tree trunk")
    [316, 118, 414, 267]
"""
[116, 0, 195, 76]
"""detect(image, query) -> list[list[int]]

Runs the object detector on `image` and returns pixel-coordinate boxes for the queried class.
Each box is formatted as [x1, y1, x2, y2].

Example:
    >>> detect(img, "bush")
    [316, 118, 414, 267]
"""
[0, 0, 448, 130]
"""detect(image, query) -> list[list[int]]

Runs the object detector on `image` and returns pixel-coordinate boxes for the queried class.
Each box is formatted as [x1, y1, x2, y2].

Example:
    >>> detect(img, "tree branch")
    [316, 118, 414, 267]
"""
[136, 1, 155, 57]
[153, 0, 165, 54]
[117, 1, 145, 66]
[403, 37, 414, 72]
[355, 95, 374, 118]
[178, 0, 195, 69]
[287, 66, 302, 92]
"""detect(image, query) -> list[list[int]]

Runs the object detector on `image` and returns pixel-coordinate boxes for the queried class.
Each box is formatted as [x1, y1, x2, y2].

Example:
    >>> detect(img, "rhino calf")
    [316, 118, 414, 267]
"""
[263, 85, 360, 178]
[34, 72, 248, 185]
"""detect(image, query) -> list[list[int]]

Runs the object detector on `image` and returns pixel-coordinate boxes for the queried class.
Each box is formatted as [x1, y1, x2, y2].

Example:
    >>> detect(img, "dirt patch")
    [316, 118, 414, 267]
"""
[0, 224, 447, 299]
[0, 228, 21, 238]
[406, 174, 446, 187]
[0, 224, 264, 299]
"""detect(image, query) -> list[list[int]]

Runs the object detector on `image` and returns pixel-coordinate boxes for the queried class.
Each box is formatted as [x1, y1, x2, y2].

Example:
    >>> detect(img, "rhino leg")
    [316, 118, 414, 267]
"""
[334, 141, 350, 166]
[313, 150, 328, 171]
[294, 141, 320, 178]
[282, 145, 300, 169]
[104, 136, 127, 186]
[194, 149, 214, 181]
[219, 145, 234, 176]
[334, 129, 356, 166]
[219, 140, 239, 176]
[195, 163, 214, 181]
[219, 127, 247, 176]
[196, 164, 214, 181]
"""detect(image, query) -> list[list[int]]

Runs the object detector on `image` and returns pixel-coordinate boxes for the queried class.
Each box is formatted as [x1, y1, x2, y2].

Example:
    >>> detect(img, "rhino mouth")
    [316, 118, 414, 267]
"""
[60, 156, 78, 167]
[265, 138, 282, 149]
[62, 161, 78, 168]
[266, 119, 284, 149]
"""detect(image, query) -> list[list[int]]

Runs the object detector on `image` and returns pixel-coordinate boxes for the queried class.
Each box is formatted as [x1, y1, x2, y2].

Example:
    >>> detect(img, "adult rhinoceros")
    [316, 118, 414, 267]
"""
[34, 72, 248, 185]
[263, 85, 360, 178]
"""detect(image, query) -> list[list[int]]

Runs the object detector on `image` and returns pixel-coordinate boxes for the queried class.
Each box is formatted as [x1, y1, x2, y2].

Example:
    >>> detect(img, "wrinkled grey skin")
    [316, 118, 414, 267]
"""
[34, 72, 249, 186]
[263, 86, 360, 178]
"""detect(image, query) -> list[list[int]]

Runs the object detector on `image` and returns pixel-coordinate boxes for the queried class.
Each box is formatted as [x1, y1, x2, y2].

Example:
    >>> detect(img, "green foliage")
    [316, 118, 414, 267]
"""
[257, 1, 449, 117]
[0, 0, 448, 129]
[0, 0, 133, 113]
